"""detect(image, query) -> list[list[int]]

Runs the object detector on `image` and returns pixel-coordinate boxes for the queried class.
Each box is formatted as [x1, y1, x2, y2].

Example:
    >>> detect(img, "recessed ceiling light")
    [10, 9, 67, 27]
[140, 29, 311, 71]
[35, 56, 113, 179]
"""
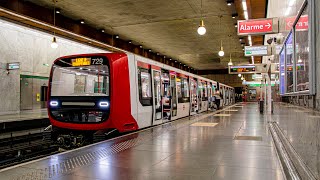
[232, 13, 238, 18]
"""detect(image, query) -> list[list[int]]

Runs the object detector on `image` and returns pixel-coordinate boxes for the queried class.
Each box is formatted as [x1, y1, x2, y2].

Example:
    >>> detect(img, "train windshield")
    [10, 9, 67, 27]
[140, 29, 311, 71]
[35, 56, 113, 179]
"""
[49, 56, 110, 124]
[51, 65, 109, 96]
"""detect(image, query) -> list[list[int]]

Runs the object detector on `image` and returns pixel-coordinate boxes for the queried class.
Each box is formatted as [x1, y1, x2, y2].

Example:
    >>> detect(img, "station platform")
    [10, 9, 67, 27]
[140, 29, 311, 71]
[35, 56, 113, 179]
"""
[0, 109, 48, 123]
[0, 109, 49, 134]
[0, 103, 284, 180]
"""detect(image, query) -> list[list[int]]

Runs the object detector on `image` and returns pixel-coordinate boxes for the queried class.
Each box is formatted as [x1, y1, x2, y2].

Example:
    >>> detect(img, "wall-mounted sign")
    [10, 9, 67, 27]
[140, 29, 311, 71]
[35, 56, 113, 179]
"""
[242, 81, 278, 86]
[7, 62, 20, 70]
[237, 18, 278, 35]
[244, 45, 270, 56]
[285, 15, 308, 31]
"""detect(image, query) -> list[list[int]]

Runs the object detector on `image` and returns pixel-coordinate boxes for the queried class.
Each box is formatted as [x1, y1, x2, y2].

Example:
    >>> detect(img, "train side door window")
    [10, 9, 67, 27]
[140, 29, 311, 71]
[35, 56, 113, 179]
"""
[190, 78, 197, 112]
[138, 68, 152, 106]
[170, 74, 177, 117]
[198, 80, 202, 110]
[177, 76, 190, 103]
[161, 70, 171, 120]
[202, 81, 208, 101]
[152, 70, 162, 120]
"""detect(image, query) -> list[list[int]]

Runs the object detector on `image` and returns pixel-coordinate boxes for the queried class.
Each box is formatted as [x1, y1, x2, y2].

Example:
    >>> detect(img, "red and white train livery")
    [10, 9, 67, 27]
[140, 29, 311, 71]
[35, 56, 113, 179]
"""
[47, 53, 234, 144]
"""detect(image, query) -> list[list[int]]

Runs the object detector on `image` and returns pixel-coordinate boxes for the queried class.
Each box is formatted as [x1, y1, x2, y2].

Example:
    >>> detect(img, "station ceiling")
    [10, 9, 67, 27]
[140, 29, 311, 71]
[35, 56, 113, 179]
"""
[0, 0, 267, 72]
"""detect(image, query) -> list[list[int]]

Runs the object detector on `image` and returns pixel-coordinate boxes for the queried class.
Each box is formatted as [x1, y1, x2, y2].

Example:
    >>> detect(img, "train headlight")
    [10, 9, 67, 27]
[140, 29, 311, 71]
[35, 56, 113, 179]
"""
[99, 101, 109, 108]
[50, 101, 59, 107]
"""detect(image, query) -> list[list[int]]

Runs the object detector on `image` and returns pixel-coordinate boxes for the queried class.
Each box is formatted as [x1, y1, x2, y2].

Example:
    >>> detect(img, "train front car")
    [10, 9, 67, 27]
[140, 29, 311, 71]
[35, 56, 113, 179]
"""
[47, 53, 137, 147]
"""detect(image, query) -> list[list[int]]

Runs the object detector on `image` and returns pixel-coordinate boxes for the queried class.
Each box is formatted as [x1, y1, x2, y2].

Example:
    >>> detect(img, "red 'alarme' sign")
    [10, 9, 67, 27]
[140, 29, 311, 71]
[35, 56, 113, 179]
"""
[238, 18, 277, 35]
[285, 15, 308, 31]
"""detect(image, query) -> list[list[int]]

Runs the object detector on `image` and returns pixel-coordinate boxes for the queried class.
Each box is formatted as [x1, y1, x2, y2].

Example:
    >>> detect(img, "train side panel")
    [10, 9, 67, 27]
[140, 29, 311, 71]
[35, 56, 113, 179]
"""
[127, 54, 139, 126]
[133, 55, 153, 129]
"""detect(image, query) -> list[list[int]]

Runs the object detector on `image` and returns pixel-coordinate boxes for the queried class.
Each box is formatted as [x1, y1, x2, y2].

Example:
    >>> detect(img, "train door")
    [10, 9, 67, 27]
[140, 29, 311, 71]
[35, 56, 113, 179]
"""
[161, 70, 171, 121]
[151, 69, 162, 125]
[208, 82, 212, 110]
[199, 81, 208, 113]
[190, 78, 198, 115]
[197, 80, 202, 112]
[170, 73, 178, 120]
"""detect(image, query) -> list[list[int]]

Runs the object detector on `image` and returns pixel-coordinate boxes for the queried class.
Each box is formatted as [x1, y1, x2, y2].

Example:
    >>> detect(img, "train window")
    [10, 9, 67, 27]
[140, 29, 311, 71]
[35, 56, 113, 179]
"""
[138, 68, 152, 106]
[176, 77, 182, 98]
[182, 78, 189, 98]
[178, 77, 190, 103]
[202, 82, 207, 99]
[141, 72, 152, 98]
[51, 65, 109, 96]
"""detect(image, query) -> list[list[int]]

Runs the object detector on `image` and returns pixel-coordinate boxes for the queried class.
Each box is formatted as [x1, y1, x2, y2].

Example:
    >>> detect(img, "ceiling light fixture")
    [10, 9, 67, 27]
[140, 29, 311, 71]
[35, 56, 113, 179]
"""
[227, 1, 232, 6]
[241, 76, 244, 80]
[248, 35, 252, 46]
[148, 49, 152, 52]
[197, 21, 206, 35]
[219, 43, 224, 56]
[234, 23, 238, 28]
[228, 35, 233, 65]
[238, 74, 241, 77]
[55, 8, 60, 14]
[228, 53, 233, 66]
[139, 45, 143, 48]
[115, 35, 119, 39]
[80, 19, 85, 24]
[218, 16, 224, 57]
[285, 0, 296, 16]
[242, 0, 249, 20]
[101, 29, 105, 33]
[231, 13, 238, 19]
[51, 0, 58, 49]
[128, 40, 132, 44]
[197, 0, 206, 35]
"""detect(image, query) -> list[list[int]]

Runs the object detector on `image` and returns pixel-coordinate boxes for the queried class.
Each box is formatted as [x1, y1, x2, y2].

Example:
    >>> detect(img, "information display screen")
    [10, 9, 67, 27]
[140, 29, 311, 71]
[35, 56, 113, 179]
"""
[72, 58, 91, 67]
[229, 65, 255, 74]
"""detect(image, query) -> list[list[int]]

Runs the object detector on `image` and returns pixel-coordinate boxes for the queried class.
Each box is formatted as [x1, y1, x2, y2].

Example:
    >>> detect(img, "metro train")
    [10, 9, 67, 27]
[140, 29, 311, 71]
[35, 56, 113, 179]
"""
[47, 53, 234, 146]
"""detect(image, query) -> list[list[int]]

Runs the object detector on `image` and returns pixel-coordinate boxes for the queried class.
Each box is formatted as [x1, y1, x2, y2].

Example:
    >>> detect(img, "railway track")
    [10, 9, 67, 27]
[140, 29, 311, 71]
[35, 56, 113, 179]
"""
[0, 129, 59, 169]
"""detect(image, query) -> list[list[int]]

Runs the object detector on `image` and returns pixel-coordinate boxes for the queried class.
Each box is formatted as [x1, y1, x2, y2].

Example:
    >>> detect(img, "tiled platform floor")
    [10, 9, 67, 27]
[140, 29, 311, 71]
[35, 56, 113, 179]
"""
[0, 103, 284, 180]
